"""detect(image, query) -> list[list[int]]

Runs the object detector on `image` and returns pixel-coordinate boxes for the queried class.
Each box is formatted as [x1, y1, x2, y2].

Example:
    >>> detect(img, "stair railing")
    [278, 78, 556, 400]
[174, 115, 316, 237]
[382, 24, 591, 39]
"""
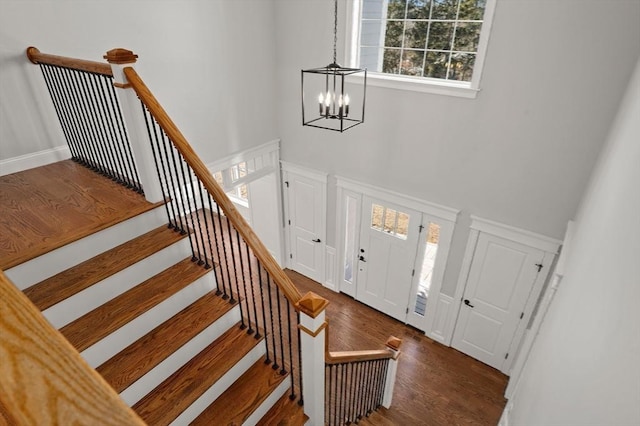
[24, 46, 404, 426]
[26, 47, 144, 194]
[0, 269, 144, 425]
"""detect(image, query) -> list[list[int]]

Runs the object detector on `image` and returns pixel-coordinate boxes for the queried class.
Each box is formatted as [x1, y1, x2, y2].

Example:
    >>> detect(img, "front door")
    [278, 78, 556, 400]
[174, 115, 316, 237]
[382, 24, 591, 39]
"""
[356, 196, 421, 322]
[451, 233, 544, 371]
[284, 170, 324, 282]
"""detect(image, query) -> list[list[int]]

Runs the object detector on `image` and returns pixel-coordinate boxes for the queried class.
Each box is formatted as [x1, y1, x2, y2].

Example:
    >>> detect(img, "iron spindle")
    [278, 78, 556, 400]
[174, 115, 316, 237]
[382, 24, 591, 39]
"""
[247, 246, 260, 338]
[204, 196, 225, 294]
[234, 229, 251, 331]
[296, 310, 304, 405]
[286, 301, 295, 398]
[266, 274, 278, 369]
[256, 261, 271, 364]
[164, 130, 192, 237]
[275, 285, 287, 375]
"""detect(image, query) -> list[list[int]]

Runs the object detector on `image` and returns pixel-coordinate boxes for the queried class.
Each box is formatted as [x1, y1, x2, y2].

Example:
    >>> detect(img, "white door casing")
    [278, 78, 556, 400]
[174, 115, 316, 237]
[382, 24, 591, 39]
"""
[282, 162, 327, 283]
[356, 196, 422, 322]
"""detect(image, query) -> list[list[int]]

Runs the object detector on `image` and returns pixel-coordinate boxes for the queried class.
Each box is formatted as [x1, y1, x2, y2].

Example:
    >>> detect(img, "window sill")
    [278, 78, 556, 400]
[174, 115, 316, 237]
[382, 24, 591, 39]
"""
[362, 72, 480, 99]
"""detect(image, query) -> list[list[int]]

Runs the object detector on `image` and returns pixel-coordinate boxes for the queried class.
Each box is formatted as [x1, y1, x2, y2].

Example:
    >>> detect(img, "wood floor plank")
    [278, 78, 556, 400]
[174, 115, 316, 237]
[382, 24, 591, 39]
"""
[0, 160, 162, 270]
[96, 292, 236, 394]
[256, 391, 307, 426]
[191, 356, 287, 426]
[24, 226, 186, 311]
[59, 258, 208, 352]
[132, 323, 262, 425]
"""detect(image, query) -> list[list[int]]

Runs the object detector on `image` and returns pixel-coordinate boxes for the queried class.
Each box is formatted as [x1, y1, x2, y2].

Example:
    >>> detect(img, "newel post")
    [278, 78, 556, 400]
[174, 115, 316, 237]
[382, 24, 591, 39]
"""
[382, 336, 402, 408]
[104, 48, 164, 203]
[297, 291, 329, 426]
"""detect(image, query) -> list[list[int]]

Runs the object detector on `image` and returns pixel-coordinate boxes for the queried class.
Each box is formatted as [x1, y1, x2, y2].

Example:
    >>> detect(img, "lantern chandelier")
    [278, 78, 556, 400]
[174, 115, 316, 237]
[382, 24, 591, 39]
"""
[301, 0, 367, 132]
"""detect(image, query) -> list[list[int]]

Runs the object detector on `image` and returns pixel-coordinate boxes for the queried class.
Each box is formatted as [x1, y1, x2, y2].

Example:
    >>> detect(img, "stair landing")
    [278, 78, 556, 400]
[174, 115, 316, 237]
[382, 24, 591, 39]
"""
[0, 160, 161, 270]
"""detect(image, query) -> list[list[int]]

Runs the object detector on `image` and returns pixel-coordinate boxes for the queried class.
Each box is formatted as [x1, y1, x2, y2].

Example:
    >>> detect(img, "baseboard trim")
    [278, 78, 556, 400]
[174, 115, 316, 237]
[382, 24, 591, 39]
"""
[0, 146, 71, 176]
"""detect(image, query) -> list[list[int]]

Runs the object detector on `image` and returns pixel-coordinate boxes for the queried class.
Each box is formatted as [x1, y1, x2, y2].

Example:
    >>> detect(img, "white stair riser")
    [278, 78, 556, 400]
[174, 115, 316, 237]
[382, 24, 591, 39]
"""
[244, 377, 291, 426]
[170, 344, 267, 426]
[119, 304, 242, 406]
[81, 271, 217, 367]
[6, 206, 167, 289]
[42, 237, 192, 329]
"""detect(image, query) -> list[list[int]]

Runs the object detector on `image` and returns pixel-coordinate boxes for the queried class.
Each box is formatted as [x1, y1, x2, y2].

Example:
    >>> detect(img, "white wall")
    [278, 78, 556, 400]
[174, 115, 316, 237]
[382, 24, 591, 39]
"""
[0, 0, 278, 164]
[506, 57, 640, 425]
[274, 0, 640, 296]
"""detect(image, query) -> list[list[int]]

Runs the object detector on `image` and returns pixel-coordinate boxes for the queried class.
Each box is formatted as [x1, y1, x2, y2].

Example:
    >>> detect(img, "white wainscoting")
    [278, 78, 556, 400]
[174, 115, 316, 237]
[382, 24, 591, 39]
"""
[427, 294, 454, 344]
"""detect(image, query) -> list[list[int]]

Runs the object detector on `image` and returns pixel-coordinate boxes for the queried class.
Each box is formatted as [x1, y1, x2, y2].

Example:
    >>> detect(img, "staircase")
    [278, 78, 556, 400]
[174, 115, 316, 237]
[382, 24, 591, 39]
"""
[1, 161, 306, 425]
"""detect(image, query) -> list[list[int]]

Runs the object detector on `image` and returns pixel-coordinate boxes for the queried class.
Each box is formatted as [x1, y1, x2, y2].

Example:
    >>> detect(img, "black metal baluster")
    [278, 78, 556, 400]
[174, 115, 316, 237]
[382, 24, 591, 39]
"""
[326, 365, 332, 425]
[349, 362, 356, 423]
[367, 361, 376, 414]
[286, 301, 296, 399]
[297, 311, 304, 406]
[341, 363, 348, 425]
[256, 260, 271, 364]
[275, 286, 287, 375]
[214, 203, 232, 299]
[247, 246, 260, 338]
[221, 215, 238, 304]
[140, 104, 177, 229]
[184, 166, 207, 266]
[174, 150, 201, 263]
[266, 274, 278, 370]
[332, 364, 338, 426]
[108, 76, 143, 193]
[164, 131, 193, 239]
[204, 194, 224, 294]
[234, 228, 248, 330]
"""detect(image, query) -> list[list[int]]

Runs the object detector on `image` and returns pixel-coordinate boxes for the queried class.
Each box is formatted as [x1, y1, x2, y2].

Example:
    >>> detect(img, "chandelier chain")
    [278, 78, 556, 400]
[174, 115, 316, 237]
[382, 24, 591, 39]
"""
[333, 0, 338, 64]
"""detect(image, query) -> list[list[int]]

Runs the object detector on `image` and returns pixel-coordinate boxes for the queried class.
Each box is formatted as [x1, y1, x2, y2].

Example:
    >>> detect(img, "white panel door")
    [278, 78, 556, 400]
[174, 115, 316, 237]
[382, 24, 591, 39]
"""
[286, 171, 324, 282]
[248, 173, 283, 266]
[452, 233, 544, 370]
[356, 196, 420, 322]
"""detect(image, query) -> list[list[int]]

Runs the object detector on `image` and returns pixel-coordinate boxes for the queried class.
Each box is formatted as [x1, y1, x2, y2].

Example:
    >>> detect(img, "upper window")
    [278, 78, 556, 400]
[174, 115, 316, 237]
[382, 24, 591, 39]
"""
[350, 0, 495, 97]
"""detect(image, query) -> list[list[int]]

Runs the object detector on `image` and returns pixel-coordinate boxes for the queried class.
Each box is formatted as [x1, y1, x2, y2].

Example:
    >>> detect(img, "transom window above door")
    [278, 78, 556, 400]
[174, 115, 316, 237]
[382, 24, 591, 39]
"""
[371, 203, 410, 239]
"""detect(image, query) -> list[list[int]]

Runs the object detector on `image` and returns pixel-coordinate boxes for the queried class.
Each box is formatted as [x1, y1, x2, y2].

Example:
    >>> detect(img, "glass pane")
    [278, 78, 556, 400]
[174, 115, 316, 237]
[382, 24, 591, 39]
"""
[382, 48, 401, 73]
[427, 21, 454, 50]
[213, 171, 224, 186]
[343, 196, 358, 283]
[458, 0, 485, 20]
[454, 22, 482, 52]
[384, 20, 404, 47]
[449, 52, 475, 81]
[396, 212, 410, 238]
[430, 0, 458, 20]
[405, 20, 429, 49]
[400, 50, 425, 76]
[424, 51, 449, 79]
[414, 222, 441, 316]
[384, 209, 397, 233]
[238, 162, 247, 178]
[360, 46, 383, 71]
[362, 0, 387, 19]
[407, 0, 431, 19]
[371, 204, 384, 230]
[387, 0, 407, 19]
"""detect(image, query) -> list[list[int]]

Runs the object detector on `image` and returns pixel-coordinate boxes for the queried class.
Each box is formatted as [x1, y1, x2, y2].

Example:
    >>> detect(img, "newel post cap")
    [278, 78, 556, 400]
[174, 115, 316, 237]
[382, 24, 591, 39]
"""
[297, 291, 329, 318]
[104, 48, 138, 64]
[386, 336, 402, 351]
[26, 46, 40, 64]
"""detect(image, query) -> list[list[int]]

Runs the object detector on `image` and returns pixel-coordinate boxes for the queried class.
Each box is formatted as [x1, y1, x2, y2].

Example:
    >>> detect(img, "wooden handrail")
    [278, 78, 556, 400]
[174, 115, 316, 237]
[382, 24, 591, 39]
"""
[121, 66, 304, 307]
[27, 46, 113, 76]
[0, 270, 144, 425]
[324, 323, 400, 365]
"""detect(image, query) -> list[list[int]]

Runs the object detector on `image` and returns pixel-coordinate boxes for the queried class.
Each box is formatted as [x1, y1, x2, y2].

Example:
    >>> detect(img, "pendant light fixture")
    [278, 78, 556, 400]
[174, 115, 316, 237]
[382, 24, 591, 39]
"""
[301, 0, 367, 132]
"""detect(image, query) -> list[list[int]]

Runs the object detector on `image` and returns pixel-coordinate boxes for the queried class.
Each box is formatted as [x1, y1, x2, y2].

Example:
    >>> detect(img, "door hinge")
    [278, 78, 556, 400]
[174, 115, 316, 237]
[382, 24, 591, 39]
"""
[406, 307, 409, 314]
[288, 219, 291, 225]
[505, 353, 509, 360]
[285, 181, 289, 188]
[535, 263, 543, 272]
[520, 312, 524, 320]
[289, 253, 293, 259]
[411, 269, 415, 277]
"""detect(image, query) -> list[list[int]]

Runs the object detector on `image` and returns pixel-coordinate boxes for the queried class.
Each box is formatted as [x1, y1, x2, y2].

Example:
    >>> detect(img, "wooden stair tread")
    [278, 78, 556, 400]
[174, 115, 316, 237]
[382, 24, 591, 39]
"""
[59, 258, 209, 352]
[0, 160, 162, 270]
[256, 391, 307, 426]
[191, 356, 288, 426]
[132, 324, 262, 425]
[24, 226, 186, 311]
[96, 292, 235, 394]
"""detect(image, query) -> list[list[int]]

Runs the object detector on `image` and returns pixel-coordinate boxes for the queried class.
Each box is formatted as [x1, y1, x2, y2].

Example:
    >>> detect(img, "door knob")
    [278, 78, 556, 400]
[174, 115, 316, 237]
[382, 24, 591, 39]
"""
[359, 255, 366, 262]
[464, 299, 474, 308]
[312, 238, 321, 243]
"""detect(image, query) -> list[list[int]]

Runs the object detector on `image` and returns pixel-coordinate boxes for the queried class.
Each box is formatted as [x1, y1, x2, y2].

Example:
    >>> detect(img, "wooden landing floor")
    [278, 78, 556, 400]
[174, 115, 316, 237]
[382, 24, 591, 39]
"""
[287, 270, 508, 426]
[0, 160, 159, 270]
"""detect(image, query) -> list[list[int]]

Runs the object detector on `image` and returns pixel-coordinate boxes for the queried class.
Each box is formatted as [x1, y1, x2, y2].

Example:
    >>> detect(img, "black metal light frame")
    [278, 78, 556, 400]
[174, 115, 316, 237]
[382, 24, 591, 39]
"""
[301, 0, 367, 133]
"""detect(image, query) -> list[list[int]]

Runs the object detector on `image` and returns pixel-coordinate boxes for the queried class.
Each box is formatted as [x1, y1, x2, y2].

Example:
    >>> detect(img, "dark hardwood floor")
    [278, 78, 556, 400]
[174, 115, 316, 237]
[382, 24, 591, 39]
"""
[286, 270, 508, 426]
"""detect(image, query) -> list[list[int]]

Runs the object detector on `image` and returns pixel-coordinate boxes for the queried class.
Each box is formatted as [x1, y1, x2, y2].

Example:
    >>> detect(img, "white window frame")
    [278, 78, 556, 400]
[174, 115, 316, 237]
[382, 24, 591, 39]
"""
[346, 0, 498, 99]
